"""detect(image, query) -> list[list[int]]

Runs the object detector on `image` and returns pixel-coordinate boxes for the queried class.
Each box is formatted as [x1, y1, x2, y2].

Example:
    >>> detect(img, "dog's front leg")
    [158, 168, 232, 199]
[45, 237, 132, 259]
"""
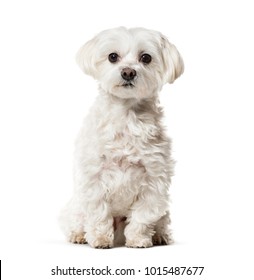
[125, 220, 154, 248]
[124, 189, 168, 248]
[85, 201, 114, 249]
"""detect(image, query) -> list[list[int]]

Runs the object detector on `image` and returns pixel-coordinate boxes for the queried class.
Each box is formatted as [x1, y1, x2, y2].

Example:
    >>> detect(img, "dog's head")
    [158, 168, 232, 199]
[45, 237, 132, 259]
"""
[77, 27, 184, 99]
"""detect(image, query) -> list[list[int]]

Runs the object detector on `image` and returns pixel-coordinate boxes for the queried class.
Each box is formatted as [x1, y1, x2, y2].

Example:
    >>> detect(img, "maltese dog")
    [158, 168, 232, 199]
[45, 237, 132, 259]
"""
[59, 27, 184, 248]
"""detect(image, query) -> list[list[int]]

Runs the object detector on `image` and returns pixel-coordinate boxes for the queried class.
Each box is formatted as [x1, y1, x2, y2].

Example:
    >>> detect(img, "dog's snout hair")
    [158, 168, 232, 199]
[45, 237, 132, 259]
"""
[121, 67, 136, 81]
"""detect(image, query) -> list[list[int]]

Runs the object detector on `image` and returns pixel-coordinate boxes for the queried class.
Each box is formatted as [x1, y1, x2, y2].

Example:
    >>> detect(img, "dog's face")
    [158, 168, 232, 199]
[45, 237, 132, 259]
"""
[77, 27, 184, 99]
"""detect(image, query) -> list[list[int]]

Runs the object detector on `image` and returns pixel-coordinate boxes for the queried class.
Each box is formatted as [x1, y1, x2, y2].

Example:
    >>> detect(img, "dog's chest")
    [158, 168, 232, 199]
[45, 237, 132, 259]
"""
[99, 105, 159, 170]
[98, 112, 155, 213]
[100, 126, 146, 180]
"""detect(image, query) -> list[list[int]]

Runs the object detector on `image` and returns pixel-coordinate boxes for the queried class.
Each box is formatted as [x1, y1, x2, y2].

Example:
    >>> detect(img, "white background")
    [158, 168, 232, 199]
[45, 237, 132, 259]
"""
[0, 0, 254, 279]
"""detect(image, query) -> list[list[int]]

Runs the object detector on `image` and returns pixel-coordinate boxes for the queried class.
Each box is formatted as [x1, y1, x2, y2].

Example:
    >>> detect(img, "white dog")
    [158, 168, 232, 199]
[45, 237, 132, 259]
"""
[59, 27, 184, 248]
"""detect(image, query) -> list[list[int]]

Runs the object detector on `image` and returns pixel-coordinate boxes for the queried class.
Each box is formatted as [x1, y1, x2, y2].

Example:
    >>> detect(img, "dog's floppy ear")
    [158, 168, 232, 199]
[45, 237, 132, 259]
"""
[161, 36, 184, 84]
[76, 36, 99, 78]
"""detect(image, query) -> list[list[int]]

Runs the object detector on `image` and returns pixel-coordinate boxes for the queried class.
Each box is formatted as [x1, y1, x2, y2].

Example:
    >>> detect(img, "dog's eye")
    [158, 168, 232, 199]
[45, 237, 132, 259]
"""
[140, 54, 152, 64]
[108, 53, 119, 63]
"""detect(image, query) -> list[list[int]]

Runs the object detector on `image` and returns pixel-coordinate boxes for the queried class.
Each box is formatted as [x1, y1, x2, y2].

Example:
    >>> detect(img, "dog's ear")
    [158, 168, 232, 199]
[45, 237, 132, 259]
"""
[161, 36, 184, 84]
[76, 36, 99, 78]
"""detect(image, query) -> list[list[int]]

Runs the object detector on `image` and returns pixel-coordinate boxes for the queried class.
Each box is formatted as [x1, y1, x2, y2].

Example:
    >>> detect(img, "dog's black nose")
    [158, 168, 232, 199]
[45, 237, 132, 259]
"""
[121, 68, 136, 81]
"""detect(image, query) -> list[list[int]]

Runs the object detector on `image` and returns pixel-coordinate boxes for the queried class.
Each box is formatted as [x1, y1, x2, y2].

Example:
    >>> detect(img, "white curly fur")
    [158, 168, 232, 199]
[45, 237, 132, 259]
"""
[59, 27, 184, 248]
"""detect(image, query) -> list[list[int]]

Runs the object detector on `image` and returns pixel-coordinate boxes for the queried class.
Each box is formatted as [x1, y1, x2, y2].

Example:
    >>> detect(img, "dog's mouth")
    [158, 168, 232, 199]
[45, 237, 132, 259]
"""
[122, 82, 134, 88]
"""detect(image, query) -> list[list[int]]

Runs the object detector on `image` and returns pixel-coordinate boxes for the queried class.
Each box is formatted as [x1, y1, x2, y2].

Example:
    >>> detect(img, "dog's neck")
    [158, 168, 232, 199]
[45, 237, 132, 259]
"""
[93, 89, 164, 141]
[99, 88, 161, 115]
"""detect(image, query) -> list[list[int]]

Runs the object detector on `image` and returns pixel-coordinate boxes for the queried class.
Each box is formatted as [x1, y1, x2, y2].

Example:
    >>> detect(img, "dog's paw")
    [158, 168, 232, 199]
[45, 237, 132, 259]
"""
[89, 235, 114, 249]
[152, 233, 173, 246]
[69, 232, 87, 244]
[126, 237, 153, 248]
